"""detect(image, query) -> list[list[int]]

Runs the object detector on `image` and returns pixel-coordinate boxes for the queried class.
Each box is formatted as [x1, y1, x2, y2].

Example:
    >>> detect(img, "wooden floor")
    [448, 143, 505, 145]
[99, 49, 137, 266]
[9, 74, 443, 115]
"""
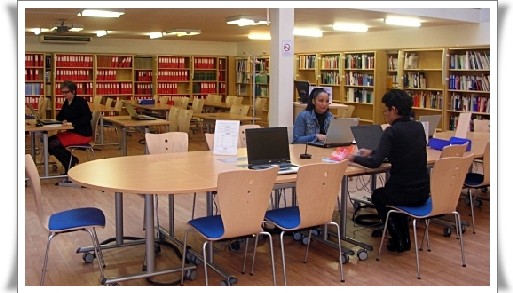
[23, 128, 492, 287]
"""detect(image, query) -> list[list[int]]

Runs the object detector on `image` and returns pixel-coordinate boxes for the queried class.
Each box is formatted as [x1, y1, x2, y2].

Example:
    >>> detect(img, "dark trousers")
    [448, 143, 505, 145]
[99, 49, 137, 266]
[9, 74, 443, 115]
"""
[48, 135, 72, 171]
[371, 186, 428, 223]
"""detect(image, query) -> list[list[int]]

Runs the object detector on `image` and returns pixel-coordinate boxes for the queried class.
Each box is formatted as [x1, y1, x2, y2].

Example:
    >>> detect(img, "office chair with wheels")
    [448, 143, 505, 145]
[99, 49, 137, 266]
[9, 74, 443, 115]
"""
[376, 154, 474, 279]
[463, 141, 490, 233]
[25, 154, 106, 285]
[180, 166, 279, 286]
[264, 161, 349, 285]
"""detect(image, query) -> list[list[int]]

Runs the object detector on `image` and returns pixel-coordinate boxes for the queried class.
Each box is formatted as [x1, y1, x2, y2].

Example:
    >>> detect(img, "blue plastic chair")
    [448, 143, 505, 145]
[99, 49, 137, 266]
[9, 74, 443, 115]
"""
[25, 154, 106, 285]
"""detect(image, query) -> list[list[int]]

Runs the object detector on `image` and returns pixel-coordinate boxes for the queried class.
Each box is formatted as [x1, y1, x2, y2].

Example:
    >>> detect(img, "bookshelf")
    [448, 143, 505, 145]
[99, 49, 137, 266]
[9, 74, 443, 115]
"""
[133, 56, 153, 100]
[156, 55, 191, 100]
[192, 56, 218, 99]
[94, 54, 134, 105]
[235, 56, 251, 103]
[53, 53, 94, 112]
[254, 56, 270, 102]
[342, 50, 387, 125]
[318, 53, 342, 103]
[386, 51, 402, 90]
[401, 48, 445, 131]
[446, 47, 490, 130]
[24, 53, 45, 111]
[294, 54, 318, 101]
[218, 57, 227, 96]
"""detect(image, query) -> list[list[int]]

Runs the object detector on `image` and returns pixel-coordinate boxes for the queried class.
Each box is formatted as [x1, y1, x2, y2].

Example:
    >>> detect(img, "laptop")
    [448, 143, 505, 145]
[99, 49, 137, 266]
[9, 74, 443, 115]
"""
[26, 103, 61, 125]
[245, 127, 299, 175]
[308, 118, 359, 148]
[350, 124, 384, 151]
[125, 103, 157, 120]
[418, 115, 441, 138]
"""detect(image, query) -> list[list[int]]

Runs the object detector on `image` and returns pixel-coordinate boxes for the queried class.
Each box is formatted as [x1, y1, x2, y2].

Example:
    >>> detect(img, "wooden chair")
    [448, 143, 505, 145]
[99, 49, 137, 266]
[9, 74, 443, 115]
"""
[93, 95, 103, 105]
[335, 104, 355, 118]
[178, 109, 193, 134]
[238, 124, 261, 148]
[440, 143, 468, 159]
[230, 104, 250, 116]
[264, 161, 349, 285]
[25, 154, 106, 285]
[205, 133, 214, 151]
[167, 106, 181, 132]
[254, 97, 268, 126]
[190, 97, 206, 134]
[180, 166, 279, 286]
[226, 95, 243, 106]
[473, 119, 490, 132]
[376, 155, 475, 279]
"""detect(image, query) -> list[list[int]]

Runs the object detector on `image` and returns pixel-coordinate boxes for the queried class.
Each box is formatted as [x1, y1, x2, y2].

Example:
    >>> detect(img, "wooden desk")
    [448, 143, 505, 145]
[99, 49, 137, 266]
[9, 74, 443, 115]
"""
[433, 131, 490, 159]
[124, 100, 174, 119]
[193, 112, 261, 133]
[25, 119, 73, 179]
[102, 116, 170, 156]
[293, 102, 348, 122]
[203, 101, 231, 112]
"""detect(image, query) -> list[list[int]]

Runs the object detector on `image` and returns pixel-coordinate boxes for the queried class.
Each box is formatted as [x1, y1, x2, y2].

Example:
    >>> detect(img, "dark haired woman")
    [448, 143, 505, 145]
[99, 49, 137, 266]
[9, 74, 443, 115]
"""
[292, 88, 333, 144]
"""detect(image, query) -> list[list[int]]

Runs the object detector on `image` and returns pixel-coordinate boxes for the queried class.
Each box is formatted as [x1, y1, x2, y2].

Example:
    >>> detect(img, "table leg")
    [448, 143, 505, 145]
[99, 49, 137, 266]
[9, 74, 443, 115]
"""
[121, 127, 128, 156]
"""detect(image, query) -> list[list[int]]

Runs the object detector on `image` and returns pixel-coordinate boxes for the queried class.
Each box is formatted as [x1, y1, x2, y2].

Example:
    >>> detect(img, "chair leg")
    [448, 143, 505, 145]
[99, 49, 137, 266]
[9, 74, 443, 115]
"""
[261, 231, 277, 285]
[191, 193, 197, 220]
[40, 232, 55, 285]
[279, 230, 287, 286]
[202, 241, 210, 286]
[412, 219, 421, 279]
[376, 211, 393, 261]
[330, 221, 345, 282]
[467, 188, 476, 233]
[180, 229, 191, 285]
[454, 212, 467, 267]
[86, 228, 106, 282]
[303, 229, 313, 263]
[243, 237, 251, 274]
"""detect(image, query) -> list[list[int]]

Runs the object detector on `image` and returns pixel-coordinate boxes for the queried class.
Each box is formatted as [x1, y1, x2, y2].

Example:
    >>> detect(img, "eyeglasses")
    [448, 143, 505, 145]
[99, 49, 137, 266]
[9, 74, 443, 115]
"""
[61, 90, 71, 94]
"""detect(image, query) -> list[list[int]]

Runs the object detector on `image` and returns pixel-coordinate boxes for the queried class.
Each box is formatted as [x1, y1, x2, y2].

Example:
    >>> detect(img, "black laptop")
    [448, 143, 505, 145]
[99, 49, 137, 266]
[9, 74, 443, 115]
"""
[245, 127, 298, 175]
[350, 124, 384, 151]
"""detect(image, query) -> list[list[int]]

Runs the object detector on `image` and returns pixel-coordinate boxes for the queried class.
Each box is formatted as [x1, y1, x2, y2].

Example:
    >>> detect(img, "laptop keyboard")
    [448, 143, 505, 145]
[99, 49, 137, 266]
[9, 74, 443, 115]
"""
[251, 162, 297, 170]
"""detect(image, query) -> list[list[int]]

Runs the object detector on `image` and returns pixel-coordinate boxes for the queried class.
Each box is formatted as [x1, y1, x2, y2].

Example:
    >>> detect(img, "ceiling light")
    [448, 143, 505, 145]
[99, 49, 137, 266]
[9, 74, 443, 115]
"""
[50, 23, 84, 33]
[385, 16, 421, 27]
[293, 28, 323, 37]
[332, 23, 368, 32]
[149, 32, 163, 39]
[96, 30, 108, 37]
[31, 28, 50, 35]
[78, 9, 125, 18]
[166, 29, 201, 37]
[248, 32, 271, 40]
[226, 16, 268, 26]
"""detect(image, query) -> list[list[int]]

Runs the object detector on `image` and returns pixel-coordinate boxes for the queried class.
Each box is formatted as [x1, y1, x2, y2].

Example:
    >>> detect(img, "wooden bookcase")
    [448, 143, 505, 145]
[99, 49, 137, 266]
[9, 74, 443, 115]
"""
[234, 56, 251, 103]
[24, 52, 46, 111]
[254, 56, 270, 102]
[53, 53, 94, 113]
[294, 53, 318, 102]
[218, 57, 227, 96]
[156, 55, 191, 100]
[192, 56, 218, 99]
[401, 48, 445, 131]
[341, 50, 387, 125]
[133, 56, 153, 100]
[445, 47, 490, 130]
[318, 53, 342, 103]
[94, 54, 134, 105]
[386, 50, 402, 91]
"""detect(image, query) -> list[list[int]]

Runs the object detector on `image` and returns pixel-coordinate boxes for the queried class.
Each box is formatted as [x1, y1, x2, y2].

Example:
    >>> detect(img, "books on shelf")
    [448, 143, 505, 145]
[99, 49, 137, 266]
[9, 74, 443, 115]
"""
[403, 53, 419, 70]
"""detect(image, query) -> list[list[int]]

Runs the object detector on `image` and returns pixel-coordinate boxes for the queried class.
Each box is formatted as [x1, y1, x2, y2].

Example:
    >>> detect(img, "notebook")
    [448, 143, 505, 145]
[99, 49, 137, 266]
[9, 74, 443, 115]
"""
[125, 103, 157, 120]
[308, 118, 359, 148]
[245, 127, 299, 175]
[418, 115, 441, 138]
[350, 124, 384, 151]
[26, 103, 61, 125]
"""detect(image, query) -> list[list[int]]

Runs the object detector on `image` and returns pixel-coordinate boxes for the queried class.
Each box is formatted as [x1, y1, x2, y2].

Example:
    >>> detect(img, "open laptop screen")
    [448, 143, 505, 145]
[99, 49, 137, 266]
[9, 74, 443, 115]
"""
[350, 125, 384, 151]
[245, 127, 291, 167]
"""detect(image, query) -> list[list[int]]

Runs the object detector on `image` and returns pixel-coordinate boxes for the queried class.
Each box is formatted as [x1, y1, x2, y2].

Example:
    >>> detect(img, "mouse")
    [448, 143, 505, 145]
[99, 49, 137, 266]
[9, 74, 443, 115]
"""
[36, 122, 43, 127]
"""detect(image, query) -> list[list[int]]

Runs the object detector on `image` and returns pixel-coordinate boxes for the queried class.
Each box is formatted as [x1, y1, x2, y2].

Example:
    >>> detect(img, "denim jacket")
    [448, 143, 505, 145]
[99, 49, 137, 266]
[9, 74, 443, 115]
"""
[292, 110, 333, 143]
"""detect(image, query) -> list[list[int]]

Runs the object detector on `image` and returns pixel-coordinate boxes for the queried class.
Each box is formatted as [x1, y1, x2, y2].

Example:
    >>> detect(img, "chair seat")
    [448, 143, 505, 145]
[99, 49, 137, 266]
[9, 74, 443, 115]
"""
[188, 215, 224, 239]
[48, 207, 105, 231]
[393, 197, 432, 217]
[464, 173, 484, 186]
[264, 206, 300, 230]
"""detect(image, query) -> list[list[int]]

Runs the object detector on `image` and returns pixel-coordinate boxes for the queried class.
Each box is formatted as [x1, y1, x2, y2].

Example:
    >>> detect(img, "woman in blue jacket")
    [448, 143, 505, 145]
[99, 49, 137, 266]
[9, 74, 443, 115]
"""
[292, 88, 333, 144]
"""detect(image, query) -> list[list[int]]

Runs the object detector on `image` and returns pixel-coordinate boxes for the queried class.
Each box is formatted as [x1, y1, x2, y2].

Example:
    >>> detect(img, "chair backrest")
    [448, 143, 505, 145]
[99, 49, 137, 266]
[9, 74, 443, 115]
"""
[178, 109, 193, 133]
[93, 95, 103, 105]
[205, 94, 214, 104]
[238, 124, 261, 148]
[205, 133, 214, 151]
[105, 97, 114, 108]
[145, 132, 189, 154]
[295, 161, 349, 228]
[473, 119, 490, 133]
[336, 105, 355, 118]
[216, 167, 279, 239]
[25, 154, 49, 230]
[430, 155, 475, 215]
[90, 111, 101, 144]
[481, 142, 490, 185]
[254, 97, 267, 115]
[167, 106, 181, 132]
[440, 143, 468, 158]
[191, 97, 205, 114]
[37, 96, 48, 119]
[213, 94, 222, 104]
[226, 95, 243, 106]
[230, 104, 250, 116]
[159, 95, 169, 104]
[172, 96, 189, 109]
[114, 99, 123, 111]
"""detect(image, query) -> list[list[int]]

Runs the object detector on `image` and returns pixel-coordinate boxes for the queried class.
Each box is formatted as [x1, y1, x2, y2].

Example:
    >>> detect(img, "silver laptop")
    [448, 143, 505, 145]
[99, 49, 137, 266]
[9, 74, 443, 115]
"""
[418, 115, 441, 138]
[308, 118, 359, 148]
[26, 103, 61, 125]
[125, 103, 157, 120]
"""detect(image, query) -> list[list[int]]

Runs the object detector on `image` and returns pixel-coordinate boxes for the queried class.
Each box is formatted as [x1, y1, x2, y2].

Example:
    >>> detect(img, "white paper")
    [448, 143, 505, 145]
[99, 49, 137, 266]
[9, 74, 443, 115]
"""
[455, 112, 472, 138]
[213, 120, 240, 156]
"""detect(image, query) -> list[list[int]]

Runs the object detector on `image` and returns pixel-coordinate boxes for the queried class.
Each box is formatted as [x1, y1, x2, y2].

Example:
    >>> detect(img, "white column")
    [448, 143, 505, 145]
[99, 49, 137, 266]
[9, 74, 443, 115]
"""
[269, 8, 294, 127]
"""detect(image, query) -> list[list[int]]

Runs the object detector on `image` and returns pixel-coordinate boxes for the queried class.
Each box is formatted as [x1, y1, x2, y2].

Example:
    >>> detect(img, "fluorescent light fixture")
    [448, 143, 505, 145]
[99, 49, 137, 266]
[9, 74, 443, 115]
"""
[31, 28, 50, 35]
[166, 29, 201, 37]
[69, 25, 84, 32]
[50, 24, 84, 32]
[226, 16, 268, 26]
[96, 30, 108, 37]
[149, 32, 163, 39]
[78, 9, 125, 18]
[385, 16, 421, 27]
[332, 23, 368, 32]
[248, 32, 271, 40]
[293, 28, 323, 37]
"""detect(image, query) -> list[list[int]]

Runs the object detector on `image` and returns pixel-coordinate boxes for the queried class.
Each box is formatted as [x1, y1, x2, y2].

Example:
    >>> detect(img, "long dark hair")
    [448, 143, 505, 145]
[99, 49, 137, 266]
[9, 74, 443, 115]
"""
[305, 88, 328, 111]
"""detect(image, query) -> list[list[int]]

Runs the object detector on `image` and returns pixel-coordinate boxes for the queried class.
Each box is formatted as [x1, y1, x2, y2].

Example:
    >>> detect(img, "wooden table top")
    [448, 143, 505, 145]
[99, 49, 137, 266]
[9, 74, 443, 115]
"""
[193, 112, 260, 121]
[88, 102, 119, 112]
[25, 119, 73, 132]
[123, 100, 174, 111]
[102, 116, 170, 127]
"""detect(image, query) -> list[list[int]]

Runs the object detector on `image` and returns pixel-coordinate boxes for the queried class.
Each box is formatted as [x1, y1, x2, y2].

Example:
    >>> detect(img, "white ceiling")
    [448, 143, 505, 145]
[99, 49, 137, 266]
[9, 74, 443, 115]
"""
[24, 7, 488, 42]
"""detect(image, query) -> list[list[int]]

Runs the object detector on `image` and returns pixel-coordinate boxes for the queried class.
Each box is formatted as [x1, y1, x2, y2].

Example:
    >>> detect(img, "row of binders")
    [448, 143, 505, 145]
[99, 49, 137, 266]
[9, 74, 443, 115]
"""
[96, 56, 132, 68]
[55, 55, 94, 67]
